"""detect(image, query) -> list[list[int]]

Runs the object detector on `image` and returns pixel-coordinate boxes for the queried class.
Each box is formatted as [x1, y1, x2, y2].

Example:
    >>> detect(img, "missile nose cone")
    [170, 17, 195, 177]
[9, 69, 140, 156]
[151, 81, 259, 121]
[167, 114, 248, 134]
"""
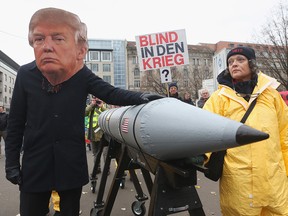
[236, 125, 269, 145]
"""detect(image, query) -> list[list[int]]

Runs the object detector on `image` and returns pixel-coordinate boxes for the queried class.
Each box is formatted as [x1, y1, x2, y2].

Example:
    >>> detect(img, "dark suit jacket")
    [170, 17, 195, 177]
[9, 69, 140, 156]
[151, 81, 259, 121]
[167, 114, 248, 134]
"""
[5, 61, 143, 192]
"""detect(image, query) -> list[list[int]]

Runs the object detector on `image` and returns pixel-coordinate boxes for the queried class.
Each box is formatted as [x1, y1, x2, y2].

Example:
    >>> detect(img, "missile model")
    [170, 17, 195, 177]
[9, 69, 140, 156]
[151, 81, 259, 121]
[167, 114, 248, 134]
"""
[99, 97, 269, 161]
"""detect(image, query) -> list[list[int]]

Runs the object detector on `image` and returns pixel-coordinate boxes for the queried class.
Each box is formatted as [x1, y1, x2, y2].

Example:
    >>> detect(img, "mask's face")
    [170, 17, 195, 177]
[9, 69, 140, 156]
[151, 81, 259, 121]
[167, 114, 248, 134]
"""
[32, 22, 86, 77]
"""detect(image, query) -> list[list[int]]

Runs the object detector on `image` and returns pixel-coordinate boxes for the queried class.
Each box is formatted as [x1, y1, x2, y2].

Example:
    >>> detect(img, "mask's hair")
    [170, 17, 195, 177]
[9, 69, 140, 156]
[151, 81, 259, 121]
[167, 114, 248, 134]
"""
[28, 7, 88, 49]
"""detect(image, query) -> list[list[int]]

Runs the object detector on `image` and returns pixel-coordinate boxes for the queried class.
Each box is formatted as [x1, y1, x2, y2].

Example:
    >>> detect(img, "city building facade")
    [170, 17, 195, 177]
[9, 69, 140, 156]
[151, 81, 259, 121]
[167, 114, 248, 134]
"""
[0, 50, 19, 112]
[83, 39, 286, 100]
[85, 39, 127, 89]
[1, 40, 284, 106]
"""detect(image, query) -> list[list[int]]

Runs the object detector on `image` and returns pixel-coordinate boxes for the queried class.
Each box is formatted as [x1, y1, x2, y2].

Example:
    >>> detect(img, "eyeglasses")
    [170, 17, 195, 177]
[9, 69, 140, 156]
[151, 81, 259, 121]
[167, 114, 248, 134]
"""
[236, 93, 259, 98]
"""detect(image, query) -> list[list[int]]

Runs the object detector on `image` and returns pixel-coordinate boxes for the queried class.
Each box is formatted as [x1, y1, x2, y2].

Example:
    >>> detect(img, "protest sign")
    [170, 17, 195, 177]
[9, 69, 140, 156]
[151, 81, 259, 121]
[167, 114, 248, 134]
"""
[135, 29, 189, 71]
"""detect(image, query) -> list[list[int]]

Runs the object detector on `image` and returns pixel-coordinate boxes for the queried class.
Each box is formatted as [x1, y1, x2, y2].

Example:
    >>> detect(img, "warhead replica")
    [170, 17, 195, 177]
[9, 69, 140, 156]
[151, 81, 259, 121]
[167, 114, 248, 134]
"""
[99, 98, 269, 161]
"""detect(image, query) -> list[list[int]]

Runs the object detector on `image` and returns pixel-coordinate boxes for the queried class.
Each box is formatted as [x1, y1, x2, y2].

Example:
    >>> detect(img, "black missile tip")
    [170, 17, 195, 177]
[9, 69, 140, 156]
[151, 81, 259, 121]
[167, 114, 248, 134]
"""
[236, 125, 269, 145]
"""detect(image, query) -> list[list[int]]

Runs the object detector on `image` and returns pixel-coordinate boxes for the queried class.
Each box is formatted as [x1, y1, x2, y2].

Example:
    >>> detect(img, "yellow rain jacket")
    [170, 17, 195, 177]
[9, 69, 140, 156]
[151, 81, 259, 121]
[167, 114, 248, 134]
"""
[204, 72, 288, 215]
[51, 190, 60, 212]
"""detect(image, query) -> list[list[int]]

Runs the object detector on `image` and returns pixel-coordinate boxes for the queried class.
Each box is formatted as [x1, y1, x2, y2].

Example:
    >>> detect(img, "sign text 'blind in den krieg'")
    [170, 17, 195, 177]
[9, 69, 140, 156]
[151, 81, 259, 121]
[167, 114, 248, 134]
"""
[135, 29, 189, 83]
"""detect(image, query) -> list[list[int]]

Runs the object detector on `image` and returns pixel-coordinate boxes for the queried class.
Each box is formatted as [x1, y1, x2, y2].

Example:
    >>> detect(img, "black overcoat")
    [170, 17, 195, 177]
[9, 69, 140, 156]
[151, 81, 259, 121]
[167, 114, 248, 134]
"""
[5, 61, 143, 192]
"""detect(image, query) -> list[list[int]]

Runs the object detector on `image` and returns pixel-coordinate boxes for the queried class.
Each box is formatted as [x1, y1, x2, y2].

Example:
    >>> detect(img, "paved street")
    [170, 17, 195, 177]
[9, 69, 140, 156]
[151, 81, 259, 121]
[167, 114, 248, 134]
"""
[0, 141, 221, 216]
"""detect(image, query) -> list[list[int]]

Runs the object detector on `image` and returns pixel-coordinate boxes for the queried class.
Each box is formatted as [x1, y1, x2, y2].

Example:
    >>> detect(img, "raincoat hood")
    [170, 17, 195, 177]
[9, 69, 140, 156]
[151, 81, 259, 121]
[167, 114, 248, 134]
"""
[217, 69, 258, 101]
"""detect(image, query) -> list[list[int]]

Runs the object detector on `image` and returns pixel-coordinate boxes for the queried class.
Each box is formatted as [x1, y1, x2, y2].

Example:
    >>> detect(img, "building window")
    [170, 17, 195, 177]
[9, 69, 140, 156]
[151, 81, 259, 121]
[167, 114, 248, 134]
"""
[91, 63, 99, 72]
[134, 68, 140, 78]
[89, 51, 100, 61]
[9, 87, 11, 94]
[103, 64, 111, 72]
[192, 58, 200, 66]
[205, 69, 210, 78]
[184, 80, 188, 87]
[4, 85, 7, 92]
[103, 75, 111, 84]
[134, 80, 140, 88]
[183, 67, 189, 77]
[132, 56, 138, 64]
[192, 58, 195, 65]
[101, 51, 112, 61]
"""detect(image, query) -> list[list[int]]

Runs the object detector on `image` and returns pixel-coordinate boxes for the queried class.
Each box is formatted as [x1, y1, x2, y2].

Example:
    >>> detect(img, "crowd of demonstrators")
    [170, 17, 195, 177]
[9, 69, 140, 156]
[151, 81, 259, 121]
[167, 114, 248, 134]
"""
[4, 7, 162, 216]
[197, 88, 210, 108]
[0, 105, 8, 157]
[165, 81, 211, 107]
[203, 46, 288, 215]
[166, 82, 209, 107]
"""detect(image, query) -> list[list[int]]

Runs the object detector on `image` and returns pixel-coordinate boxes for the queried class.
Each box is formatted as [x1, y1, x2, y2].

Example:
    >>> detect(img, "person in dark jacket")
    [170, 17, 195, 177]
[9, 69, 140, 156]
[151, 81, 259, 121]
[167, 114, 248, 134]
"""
[167, 82, 182, 100]
[183, 92, 195, 106]
[4, 7, 162, 216]
[197, 88, 210, 108]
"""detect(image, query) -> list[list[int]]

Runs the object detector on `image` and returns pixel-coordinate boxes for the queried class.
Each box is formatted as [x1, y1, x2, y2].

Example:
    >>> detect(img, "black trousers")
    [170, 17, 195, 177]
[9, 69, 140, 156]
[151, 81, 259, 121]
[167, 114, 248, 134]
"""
[20, 187, 82, 216]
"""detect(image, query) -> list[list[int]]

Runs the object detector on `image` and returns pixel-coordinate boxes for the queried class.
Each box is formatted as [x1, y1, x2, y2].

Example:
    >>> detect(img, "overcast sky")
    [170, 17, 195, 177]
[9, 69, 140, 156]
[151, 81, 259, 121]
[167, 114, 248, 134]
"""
[0, 0, 282, 66]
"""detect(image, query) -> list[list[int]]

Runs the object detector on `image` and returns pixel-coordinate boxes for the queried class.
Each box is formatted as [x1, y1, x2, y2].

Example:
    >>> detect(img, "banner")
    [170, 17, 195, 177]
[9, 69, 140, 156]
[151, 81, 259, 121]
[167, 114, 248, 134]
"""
[135, 29, 189, 71]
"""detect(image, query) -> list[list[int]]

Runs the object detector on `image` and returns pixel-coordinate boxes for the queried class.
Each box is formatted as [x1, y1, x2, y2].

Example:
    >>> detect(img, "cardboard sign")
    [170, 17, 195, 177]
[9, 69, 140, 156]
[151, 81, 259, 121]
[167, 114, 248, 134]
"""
[135, 29, 189, 71]
[160, 67, 172, 83]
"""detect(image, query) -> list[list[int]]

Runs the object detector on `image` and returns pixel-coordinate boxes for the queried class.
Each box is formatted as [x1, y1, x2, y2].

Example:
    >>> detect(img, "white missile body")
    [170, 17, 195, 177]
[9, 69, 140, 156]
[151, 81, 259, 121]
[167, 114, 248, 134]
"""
[99, 98, 268, 161]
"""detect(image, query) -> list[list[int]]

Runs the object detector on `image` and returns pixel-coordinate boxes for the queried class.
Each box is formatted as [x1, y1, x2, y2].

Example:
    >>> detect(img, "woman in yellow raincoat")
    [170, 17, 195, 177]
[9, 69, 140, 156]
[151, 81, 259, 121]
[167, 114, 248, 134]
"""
[203, 46, 288, 215]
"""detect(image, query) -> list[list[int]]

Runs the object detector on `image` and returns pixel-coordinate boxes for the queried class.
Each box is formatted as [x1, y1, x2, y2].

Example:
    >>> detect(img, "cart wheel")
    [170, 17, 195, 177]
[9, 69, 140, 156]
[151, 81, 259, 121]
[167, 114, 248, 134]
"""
[90, 208, 103, 216]
[91, 179, 97, 193]
[131, 201, 146, 216]
[120, 179, 125, 189]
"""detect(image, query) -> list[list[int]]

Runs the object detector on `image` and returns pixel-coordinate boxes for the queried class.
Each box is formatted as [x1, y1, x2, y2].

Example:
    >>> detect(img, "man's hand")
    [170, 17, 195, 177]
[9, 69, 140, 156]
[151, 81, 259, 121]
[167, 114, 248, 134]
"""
[139, 92, 164, 104]
[6, 166, 22, 185]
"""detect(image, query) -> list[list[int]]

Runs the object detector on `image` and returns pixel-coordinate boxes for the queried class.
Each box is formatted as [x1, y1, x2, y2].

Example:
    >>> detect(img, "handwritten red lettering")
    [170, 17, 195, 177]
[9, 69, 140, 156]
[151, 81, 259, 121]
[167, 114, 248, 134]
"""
[139, 31, 179, 47]
[142, 54, 184, 70]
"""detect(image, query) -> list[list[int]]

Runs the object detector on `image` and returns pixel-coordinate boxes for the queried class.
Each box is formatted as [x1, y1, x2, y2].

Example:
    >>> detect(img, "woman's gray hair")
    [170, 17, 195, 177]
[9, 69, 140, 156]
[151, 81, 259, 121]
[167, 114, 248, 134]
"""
[28, 7, 88, 49]
[248, 59, 258, 74]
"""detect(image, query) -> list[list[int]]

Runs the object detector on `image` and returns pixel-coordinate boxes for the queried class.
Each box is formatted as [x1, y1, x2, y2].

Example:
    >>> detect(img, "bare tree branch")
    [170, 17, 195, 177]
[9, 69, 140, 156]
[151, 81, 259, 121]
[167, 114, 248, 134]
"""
[255, 2, 288, 90]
